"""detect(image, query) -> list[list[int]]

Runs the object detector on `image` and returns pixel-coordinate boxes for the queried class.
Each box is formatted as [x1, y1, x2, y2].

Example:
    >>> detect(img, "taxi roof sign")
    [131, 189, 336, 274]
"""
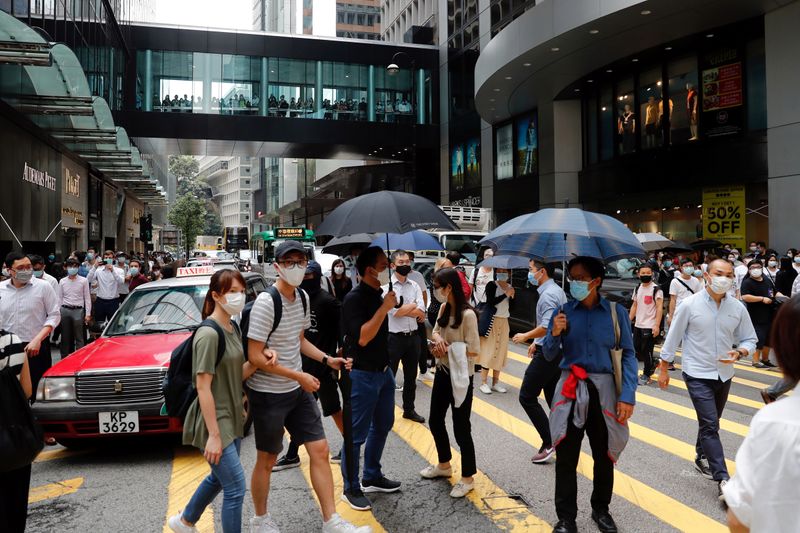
[177, 266, 215, 277]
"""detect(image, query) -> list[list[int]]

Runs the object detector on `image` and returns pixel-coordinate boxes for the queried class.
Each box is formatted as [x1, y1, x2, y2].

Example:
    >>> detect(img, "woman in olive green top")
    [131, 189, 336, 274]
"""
[169, 270, 263, 533]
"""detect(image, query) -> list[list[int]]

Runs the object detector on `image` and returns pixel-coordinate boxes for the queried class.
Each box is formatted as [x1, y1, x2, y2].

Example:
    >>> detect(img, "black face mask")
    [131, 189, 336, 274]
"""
[639, 275, 652, 283]
[394, 265, 412, 276]
[300, 277, 321, 295]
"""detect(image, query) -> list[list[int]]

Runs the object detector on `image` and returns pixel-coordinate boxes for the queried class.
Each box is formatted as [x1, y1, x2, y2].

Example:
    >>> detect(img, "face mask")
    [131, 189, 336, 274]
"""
[67, 267, 79, 276]
[709, 275, 734, 295]
[300, 277, 321, 295]
[48, 255, 55, 261]
[639, 275, 652, 284]
[749, 268, 763, 278]
[727, 256, 736, 262]
[569, 280, 592, 301]
[682, 266, 695, 276]
[14, 269, 33, 283]
[496, 273, 509, 283]
[86, 253, 94, 261]
[105, 258, 114, 265]
[663, 260, 673, 268]
[528, 271, 538, 286]
[768, 261, 778, 268]
[334, 266, 345, 275]
[220, 292, 245, 315]
[376, 268, 390, 286]
[277, 263, 306, 287]
[693, 269, 703, 278]
[434, 287, 448, 303]
[394, 265, 412, 277]
[129, 267, 140, 276]
[795, 257, 800, 264]
[750, 246, 758, 252]
[32, 270, 44, 278]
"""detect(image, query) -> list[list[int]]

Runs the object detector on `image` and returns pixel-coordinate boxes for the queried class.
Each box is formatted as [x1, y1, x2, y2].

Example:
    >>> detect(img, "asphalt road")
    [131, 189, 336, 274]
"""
[28, 342, 781, 533]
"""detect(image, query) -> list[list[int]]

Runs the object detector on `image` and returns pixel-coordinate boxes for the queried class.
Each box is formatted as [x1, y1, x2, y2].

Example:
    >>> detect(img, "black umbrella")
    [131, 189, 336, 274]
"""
[321, 233, 375, 256]
[690, 239, 724, 250]
[662, 240, 693, 253]
[316, 190, 457, 488]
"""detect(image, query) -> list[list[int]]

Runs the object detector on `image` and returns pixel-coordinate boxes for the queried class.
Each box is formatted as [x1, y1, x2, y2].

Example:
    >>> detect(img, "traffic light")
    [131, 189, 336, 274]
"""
[140, 214, 153, 243]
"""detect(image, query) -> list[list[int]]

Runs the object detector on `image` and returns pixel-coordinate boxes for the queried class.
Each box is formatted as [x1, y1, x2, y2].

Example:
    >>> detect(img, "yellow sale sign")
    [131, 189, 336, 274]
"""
[702, 186, 746, 251]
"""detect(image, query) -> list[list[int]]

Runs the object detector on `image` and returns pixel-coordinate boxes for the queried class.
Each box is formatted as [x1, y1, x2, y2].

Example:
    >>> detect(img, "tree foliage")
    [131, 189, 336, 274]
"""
[169, 155, 199, 182]
[168, 195, 206, 256]
[203, 209, 223, 236]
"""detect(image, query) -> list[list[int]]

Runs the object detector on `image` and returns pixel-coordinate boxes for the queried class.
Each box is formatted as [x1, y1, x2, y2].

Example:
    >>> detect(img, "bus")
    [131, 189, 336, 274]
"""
[251, 227, 316, 264]
[222, 226, 249, 253]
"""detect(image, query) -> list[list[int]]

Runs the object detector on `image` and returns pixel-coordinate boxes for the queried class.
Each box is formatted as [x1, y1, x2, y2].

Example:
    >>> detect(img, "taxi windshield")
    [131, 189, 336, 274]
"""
[105, 285, 207, 336]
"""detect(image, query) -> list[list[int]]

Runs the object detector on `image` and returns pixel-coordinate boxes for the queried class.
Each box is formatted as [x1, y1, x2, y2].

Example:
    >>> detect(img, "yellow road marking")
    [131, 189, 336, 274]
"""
[391, 406, 551, 532]
[663, 375, 763, 409]
[163, 446, 215, 533]
[296, 446, 386, 532]
[28, 477, 83, 504]
[668, 362, 770, 390]
[650, 347, 784, 383]
[34, 448, 90, 463]
[431, 381, 727, 532]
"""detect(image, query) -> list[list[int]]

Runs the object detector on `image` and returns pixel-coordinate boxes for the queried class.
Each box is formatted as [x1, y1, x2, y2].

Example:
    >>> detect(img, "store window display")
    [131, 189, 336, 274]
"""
[668, 56, 699, 144]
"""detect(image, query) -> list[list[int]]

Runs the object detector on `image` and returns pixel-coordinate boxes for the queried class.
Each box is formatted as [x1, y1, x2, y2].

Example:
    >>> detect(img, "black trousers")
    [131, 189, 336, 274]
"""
[388, 332, 421, 413]
[555, 381, 614, 522]
[633, 327, 656, 377]
[429, 368, 476, 477]
[417, 322, 430, 374]
[28, 342, 52, 400]
[0, 463, 31, 533]
[518, 346, 561, 448]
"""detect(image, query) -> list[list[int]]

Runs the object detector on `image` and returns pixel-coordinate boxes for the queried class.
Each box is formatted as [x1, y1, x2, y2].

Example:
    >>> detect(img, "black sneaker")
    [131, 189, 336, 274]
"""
[762, 361, 777, 368]
[694, 455, 713, 480]
[402, 411, 426, 424]
[342, 489, 372, 511]
[361, 476, 402, 493]
[753, 362, 767, 368]
[667, 363, 677, 371]
[330, 449, 341, 464]
[272, 455, 300, 471]
[760, 388, 776, 405]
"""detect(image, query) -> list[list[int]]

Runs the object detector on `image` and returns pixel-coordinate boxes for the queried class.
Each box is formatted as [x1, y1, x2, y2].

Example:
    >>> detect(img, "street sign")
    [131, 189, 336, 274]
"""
[702, 185, 746, 251]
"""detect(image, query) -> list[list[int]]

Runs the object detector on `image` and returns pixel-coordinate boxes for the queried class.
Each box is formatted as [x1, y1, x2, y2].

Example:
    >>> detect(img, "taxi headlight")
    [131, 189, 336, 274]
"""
[40, 377, 76, 401]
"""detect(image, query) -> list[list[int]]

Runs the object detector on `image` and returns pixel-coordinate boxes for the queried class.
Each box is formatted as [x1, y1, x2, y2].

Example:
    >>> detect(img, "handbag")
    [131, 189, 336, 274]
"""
[0, 364, 44, 472]
[475, 302, 496, 337]
[609, 303, 623, 398]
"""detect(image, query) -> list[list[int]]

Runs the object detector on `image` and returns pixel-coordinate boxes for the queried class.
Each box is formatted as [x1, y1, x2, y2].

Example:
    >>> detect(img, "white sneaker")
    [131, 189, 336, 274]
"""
[418, 370, 435, 382]
[168, 513, 198, 533]
[491, 383, 507, 393]
[322, 513, 372, 533]
[420, 464, 453, 479]
[250, 513, 281, 533]
[449, 481, 474, 498]
[479, 383, 492, 394]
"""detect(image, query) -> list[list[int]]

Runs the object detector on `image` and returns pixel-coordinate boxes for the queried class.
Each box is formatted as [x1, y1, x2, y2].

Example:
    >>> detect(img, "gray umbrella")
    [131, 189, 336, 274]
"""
[321, 233, 375, 256]
[635, 233, 675, 252]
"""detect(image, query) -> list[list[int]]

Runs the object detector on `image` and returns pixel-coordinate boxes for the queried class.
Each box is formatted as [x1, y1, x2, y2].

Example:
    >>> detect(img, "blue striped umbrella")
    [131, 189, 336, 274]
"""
[479, 208, 645, 263]
[479, 254, 531, 269]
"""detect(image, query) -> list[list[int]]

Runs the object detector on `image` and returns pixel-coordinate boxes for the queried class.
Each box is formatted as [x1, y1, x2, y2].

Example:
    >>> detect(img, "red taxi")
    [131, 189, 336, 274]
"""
[33, 267, 269, 447]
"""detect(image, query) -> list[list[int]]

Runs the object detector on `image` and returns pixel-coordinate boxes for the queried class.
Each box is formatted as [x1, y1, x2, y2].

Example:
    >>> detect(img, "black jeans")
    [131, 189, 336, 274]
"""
[633, 327, 656, 377]
[28, 342, 52, 400]
[518, 346, 561, 448]
[388, 332, 421, 413]
[0, 463, 31, 533]
[428, 368, 476, 477]
[684, 373, 732, 481]
[417, 322, 430, 374]
[555, 381, 613, 522]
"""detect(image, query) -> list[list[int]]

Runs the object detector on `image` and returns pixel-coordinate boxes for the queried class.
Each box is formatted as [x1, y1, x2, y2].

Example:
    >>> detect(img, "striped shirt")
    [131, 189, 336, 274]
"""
[0, 278, 60, 342]
[246, 288, 311, 394]
[0, 331, 26, 376]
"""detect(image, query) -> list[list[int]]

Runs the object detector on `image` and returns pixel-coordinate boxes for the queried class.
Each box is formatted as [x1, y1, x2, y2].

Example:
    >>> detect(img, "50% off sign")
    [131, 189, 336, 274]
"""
[702, 186, 746, 250]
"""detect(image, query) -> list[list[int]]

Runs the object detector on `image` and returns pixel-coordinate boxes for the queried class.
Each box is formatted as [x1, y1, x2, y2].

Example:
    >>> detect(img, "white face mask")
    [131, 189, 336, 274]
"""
[434, 287, 448, 303]
[768, 261, 778, 268]
[277, 264, 306, 287]
[334, 266, 345, 275]
[376, 268, 390, 286]
[709, 275, 734, 295]
[749, 268, 763, 278]
[220, 292, 245, 315]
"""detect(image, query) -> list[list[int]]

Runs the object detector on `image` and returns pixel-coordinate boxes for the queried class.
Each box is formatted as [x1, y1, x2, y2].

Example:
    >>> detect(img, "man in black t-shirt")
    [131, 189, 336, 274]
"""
[739, 259, 776, 368]
[274, 261, 346, 470]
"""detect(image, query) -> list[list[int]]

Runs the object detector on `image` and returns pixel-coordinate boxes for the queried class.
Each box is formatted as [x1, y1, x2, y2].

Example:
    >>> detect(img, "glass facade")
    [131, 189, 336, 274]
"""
[136, 49, 431, 124]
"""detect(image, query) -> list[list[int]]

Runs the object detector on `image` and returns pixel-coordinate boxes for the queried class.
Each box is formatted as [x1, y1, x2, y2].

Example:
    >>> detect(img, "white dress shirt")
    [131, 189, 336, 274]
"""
[0, 278, 60, 342]
[723, 383, 800, 532]
[660, 289, 757, 382]
[59, 275, 92, 316]
[39, 271, 59, 293]
[406, 269, 428, 305]
[382, 274, 425, 333]
[793, 275, 800, 297]
[87, 265, 125, 300]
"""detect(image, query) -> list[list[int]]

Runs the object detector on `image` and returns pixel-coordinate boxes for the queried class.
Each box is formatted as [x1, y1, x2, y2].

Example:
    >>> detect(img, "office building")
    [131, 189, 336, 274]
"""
[198, 157, 258, 228]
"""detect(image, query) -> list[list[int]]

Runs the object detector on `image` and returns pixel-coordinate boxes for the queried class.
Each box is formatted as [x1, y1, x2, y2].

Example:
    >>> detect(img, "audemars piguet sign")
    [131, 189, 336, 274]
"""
[22, 162, 57, 191]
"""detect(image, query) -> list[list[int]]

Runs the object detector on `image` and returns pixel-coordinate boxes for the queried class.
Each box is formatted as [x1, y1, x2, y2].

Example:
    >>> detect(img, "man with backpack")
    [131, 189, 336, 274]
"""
[629, 264, 663, 386]
[667, 258, 702, 328]
[244, 241, 369, 533]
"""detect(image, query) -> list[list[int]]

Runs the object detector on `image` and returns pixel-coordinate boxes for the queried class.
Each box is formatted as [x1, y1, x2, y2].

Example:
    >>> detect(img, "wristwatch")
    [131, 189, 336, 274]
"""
[736, 347, 748, 358]
[322, 355, 329, 367]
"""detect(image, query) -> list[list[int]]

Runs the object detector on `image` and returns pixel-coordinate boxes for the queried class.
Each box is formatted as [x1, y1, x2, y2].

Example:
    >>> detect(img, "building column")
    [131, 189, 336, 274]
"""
[260, 57, 269, 116]
[368, 65, 376, 122]
[416, 68, 425, 124]
[315, 61, 323, 114]
[203, 54, 213, 113]
[766, 1, 800, 250]
[143, 50, 153, 111]
[538, 99, 581, 209]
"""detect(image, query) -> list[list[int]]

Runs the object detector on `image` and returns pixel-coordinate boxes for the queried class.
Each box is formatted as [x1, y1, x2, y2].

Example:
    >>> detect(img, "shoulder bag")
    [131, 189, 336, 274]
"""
[609, 304, 623, 398]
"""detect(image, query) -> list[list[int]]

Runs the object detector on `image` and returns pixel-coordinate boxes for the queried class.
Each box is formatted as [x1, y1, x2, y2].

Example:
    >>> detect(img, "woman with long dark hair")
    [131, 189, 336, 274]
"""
[422, 268, 481, 498]
[724, 295, 800, 532]
[775, 257, 797, 299]
[328, 258, 352, 302]
[169, 269, 256, 533]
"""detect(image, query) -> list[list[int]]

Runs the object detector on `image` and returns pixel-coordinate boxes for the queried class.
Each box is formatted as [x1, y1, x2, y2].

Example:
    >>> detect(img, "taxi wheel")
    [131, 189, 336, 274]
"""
[243, 391, 253, 437]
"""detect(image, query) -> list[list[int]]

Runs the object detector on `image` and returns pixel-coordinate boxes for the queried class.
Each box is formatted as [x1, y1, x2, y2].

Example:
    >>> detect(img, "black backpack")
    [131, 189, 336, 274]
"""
[240, 285, 307, 362]
[162, 319, 229, 421]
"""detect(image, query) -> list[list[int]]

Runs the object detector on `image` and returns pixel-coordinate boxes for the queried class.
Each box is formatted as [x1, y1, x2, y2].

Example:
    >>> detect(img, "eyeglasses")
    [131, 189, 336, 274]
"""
[279, 260, 308, 269]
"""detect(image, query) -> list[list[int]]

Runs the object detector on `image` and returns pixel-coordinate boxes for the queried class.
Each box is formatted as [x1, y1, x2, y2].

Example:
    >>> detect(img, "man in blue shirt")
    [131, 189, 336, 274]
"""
[543, 257, 637, 533]
[513, 260, 567, 464]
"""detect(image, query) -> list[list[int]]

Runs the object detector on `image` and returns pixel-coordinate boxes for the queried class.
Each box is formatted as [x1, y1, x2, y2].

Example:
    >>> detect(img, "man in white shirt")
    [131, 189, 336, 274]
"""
[668, 259, 703, 325]
[659, 259, 757, 501]
[382, 250, 426, 423]
[30, 254, 59, 293]
[406, 251, 433, 381]
[87, 250, 125, 325]
[59, 257, 92, 356]
[629, 264, 663, 385]
[0, 252, 60, 394]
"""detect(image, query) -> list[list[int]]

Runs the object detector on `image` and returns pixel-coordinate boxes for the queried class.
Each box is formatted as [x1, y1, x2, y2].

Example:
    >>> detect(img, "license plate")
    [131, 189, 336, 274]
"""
[98, 411, 139, 434]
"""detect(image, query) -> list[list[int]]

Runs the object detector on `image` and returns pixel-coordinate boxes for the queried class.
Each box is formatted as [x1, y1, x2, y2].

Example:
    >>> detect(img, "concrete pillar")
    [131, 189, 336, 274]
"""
[766, 1, 800, 250]
[315, 61, 323, 114]
[538, 99, 582, 209]
[143, 50, 152, 111]
[260, 57, 269, 116]
[368, 65, 376, 122]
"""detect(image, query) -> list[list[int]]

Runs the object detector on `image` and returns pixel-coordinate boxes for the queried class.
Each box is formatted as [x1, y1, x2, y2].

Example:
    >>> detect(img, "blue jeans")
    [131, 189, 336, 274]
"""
[683, 374, 731, 481]
[183, 439, 246, 533]
[341, 368, 395, 492]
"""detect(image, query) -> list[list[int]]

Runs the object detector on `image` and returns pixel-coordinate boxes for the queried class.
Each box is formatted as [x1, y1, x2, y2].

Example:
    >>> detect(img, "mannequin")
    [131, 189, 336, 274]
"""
[658, 97, 674, 145]
[618, 103, 636, 153]
[644, 96, 659, 148]
[686, 83, 698, 140]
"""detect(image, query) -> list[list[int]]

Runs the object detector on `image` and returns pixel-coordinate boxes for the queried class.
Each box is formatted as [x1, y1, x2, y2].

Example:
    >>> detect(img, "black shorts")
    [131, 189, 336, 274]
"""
[315, 371, 342, 417]
[247, 387, 326, 454]
[753, 322, 771, 349]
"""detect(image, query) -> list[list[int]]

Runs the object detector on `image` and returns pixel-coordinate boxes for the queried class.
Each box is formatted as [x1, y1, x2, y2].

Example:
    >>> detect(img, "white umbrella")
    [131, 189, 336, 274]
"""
[635, 233, 675, 252]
